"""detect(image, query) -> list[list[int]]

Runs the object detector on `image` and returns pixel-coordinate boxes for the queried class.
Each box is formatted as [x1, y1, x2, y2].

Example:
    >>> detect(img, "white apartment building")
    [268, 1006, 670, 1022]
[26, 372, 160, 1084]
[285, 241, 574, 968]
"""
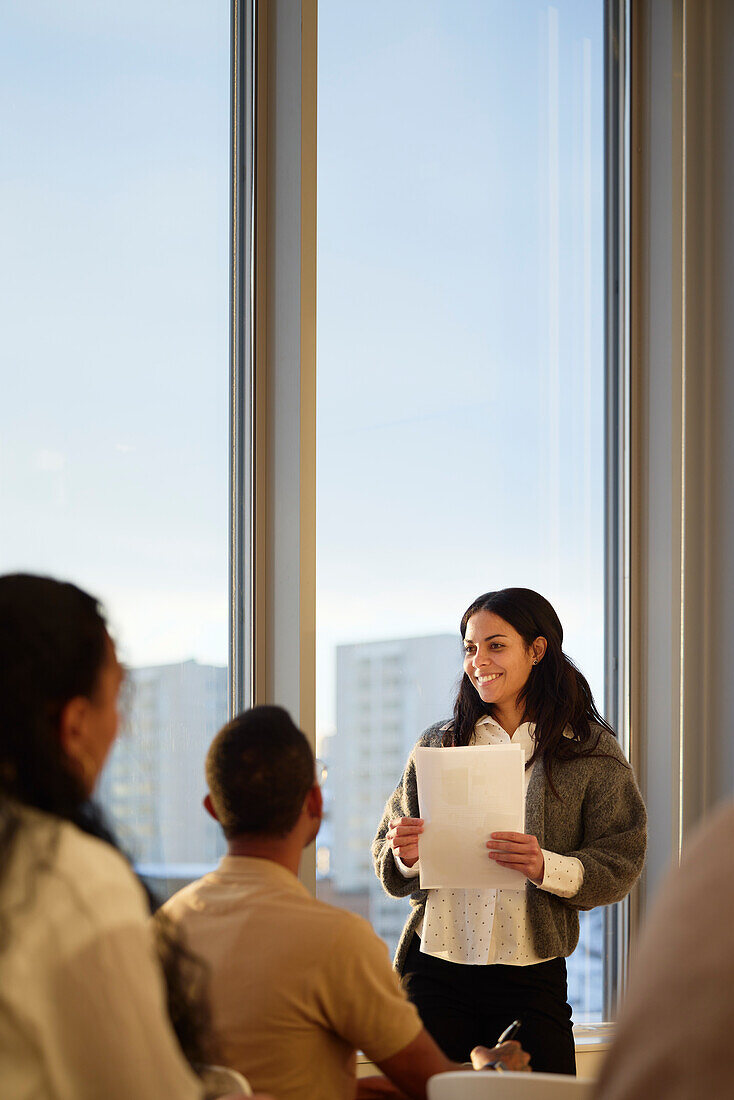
[329, 634, 461, 956]
[98, 660, 227, 877]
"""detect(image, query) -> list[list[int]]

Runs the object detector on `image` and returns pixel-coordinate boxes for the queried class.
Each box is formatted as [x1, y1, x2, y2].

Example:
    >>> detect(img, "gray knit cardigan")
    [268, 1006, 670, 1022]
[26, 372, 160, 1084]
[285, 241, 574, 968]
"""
[372, 722, 647, 974]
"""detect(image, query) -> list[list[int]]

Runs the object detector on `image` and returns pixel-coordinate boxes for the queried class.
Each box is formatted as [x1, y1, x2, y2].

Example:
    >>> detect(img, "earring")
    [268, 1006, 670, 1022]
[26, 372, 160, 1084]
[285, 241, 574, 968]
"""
[532, 658, 538, 666]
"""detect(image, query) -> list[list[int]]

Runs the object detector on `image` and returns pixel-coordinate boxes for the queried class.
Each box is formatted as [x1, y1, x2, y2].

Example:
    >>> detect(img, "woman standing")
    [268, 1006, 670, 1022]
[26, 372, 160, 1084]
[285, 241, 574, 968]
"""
[372, 588, 646, 1075]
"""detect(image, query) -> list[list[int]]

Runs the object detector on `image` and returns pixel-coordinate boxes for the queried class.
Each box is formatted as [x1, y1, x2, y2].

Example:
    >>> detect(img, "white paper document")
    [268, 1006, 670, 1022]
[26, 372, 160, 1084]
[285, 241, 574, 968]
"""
[415, 744, 526, 890]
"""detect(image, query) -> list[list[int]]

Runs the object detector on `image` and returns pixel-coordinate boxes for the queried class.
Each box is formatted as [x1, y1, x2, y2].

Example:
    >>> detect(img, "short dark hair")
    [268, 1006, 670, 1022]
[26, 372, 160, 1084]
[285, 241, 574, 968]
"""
[205, 705, 315, 839]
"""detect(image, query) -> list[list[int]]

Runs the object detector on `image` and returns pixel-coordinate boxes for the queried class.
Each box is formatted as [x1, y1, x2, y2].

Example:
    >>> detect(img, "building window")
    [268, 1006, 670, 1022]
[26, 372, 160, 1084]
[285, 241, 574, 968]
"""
[315, 0, 611, 1023]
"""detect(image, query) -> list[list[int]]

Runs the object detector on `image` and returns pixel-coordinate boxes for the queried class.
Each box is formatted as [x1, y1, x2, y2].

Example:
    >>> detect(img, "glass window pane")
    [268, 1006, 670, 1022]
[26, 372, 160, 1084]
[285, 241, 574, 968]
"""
[316, 0, 606, 1023]
[0, 3, 230, 900]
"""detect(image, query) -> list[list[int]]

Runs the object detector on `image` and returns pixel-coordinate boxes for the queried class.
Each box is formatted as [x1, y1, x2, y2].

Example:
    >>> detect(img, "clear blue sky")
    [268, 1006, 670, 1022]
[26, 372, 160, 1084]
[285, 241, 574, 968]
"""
[0, 1, 230, 667]
[0, 0, 606, 733]
[317, 0, 605, 734]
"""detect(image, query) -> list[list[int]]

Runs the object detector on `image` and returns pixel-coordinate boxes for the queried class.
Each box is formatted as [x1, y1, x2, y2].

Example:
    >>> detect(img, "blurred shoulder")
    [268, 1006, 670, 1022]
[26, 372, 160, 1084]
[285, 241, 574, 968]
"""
[1, 807, 150, 969]
[683, 800, 734, 870]
[638, 801, 734, 945]
[25, 807, 148, 923]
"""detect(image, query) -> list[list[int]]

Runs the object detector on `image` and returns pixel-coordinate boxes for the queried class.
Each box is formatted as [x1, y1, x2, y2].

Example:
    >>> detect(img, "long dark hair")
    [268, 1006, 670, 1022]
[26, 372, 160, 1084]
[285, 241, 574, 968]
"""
[0, 573, 215, 1065]
[0, 574, 108, 833]
[444, 588, 615, 787]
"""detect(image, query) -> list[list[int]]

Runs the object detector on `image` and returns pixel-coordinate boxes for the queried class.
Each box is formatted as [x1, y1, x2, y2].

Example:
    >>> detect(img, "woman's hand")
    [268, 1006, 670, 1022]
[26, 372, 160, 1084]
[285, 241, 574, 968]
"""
[487, 831, 544, 884]
[386, 817, 424, 868]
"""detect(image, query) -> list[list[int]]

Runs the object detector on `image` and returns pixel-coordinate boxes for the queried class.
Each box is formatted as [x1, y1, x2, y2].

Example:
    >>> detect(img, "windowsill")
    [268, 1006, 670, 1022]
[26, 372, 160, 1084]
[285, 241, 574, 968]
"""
[356, 1022, 614, 1078]
[572, 1022, 615, 1050]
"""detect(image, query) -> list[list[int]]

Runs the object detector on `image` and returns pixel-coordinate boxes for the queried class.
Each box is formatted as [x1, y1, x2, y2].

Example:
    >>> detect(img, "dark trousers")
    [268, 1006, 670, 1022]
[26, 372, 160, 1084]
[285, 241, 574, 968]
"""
[400, 935, 576, 1076]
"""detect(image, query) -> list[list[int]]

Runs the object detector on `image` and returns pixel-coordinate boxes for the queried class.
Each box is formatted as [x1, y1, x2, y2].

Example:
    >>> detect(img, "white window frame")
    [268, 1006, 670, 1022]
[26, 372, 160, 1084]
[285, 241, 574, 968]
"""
[230, 0, 318, 895]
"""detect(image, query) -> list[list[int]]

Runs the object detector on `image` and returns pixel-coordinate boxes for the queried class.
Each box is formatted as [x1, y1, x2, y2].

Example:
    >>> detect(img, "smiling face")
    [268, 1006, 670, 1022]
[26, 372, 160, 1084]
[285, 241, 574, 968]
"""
[462, 609, 545, 712]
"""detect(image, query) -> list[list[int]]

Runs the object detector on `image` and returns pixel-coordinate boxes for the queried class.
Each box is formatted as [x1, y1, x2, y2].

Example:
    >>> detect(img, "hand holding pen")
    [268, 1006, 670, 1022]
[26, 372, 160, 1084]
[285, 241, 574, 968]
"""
[470, 1020, 530, 1073]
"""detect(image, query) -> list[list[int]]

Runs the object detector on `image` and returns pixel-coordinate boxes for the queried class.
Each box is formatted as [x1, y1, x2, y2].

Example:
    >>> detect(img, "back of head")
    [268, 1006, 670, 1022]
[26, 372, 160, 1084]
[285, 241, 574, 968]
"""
[206, 705, 315, 839]
[0, 573, 108, 816]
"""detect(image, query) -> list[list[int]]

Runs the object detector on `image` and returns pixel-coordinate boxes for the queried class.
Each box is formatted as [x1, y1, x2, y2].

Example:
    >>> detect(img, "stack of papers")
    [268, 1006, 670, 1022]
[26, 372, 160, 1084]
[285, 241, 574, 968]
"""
[415, 744, 526, 890]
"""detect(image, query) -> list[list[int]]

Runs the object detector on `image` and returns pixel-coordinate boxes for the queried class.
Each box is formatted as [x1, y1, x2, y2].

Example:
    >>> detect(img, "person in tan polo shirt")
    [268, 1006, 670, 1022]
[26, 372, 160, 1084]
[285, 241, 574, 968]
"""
[161, 706, 529, 1100]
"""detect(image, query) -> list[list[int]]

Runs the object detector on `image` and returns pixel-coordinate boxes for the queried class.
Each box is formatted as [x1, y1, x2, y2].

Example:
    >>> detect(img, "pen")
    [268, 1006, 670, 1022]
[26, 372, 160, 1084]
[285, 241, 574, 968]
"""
[475, 1019, 522, 1072]
[496, 1019, 521, 1045]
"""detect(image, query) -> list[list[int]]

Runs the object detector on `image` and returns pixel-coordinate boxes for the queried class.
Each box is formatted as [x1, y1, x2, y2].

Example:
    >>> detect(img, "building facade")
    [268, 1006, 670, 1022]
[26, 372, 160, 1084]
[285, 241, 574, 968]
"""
[325, 634, 461, 956]
[98, 660, 227, 892]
